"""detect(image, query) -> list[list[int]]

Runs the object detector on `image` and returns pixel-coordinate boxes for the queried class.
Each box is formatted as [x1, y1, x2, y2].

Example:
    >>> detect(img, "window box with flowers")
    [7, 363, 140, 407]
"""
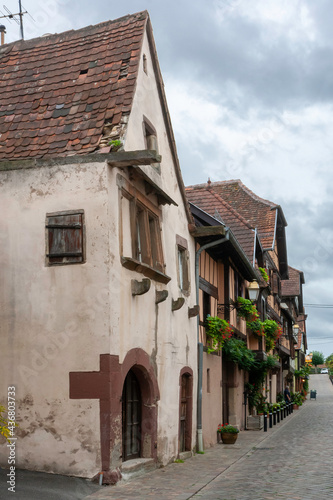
[205, 316, 233, 353]
[237, 297, 259, 322]
[217, 424, 239, 444]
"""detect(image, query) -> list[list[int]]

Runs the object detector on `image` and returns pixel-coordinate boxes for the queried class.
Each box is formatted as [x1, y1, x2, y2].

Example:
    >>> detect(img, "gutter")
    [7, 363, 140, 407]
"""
[195, 230, 230, 453]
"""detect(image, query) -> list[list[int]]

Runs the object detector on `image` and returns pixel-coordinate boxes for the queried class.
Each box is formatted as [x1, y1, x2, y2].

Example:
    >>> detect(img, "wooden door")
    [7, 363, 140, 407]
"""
[122, 370, 141, 461]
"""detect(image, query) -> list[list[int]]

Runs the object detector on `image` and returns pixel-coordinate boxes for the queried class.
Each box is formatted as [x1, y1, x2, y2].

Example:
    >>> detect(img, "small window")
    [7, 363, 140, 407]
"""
[132, 201, 164, 273]
[144, 121, 158, 152]
[202, 291, 211, 324]
[46, 210, 84, 266]
[178, 247, 190, 292]
[143, 117, 160, 172]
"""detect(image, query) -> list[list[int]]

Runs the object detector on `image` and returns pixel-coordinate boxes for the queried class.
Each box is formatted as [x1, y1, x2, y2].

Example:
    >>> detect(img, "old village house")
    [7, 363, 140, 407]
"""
[0, 12, 198, 480]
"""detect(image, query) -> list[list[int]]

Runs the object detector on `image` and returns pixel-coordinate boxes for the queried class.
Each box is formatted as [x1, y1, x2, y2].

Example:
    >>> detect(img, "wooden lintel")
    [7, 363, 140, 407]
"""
[107, 150, 161, 168]
[121, 257, 171, 285]
[189, 226, 226, 238]
[172, 297, 185, 311]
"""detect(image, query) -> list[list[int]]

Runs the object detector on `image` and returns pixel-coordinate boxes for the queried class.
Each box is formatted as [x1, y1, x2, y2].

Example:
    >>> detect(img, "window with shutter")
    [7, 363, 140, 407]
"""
[46, 210, 85, 266]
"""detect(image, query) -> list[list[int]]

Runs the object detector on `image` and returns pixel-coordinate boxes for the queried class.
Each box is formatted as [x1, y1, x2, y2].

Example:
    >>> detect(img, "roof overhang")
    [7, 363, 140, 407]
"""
[189, 202, 259, 282]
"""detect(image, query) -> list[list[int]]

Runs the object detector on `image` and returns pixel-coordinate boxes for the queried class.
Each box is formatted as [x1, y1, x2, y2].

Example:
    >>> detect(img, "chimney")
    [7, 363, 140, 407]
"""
[0, 25, 6, 46]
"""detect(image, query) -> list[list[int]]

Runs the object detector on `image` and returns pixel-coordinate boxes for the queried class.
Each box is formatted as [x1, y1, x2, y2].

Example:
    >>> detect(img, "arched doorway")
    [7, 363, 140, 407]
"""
[122, 370, 141, 461]
[120, 349, 160, 463]
[179, 367, 193, 454]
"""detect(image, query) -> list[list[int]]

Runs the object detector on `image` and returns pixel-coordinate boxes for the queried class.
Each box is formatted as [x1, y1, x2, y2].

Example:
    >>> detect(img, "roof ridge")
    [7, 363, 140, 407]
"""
[186, 184, 256, 231]
[236, 180, 278, 208]
[207, 187, 256, 231]
[187, 179, 278, 209]
[2, 11, 148, 51]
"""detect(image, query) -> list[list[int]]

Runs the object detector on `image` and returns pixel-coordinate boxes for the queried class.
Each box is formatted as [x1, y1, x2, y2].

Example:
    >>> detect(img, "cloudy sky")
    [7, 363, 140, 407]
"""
[3, 1, 333, 358]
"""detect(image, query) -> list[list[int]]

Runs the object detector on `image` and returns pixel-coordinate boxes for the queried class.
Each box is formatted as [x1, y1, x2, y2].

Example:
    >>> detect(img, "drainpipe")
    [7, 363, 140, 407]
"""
[195, 229, 230, 453]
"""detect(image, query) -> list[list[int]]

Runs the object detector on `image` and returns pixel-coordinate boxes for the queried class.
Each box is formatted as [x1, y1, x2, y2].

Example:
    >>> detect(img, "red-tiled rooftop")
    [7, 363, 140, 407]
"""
[186, 184, 257, 263]
[187, 180, 285, 249]
[281, 266, 304, 297]
[0, 11, 147, 160]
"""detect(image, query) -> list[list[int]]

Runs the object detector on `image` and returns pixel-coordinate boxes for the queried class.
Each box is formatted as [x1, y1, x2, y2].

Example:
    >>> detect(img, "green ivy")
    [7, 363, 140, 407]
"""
[258, 267, 269, 282]
[222, 338, 257, 371]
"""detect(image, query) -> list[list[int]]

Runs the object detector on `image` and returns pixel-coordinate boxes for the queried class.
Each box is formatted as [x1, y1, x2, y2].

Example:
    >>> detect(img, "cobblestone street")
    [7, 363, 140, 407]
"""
[87, 374, 333, 500]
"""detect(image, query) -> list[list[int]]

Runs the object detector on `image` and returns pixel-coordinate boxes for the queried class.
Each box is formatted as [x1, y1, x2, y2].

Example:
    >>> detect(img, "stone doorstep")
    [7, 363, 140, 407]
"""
[178, 450, 193, 461]
[120, 458, 156, 481]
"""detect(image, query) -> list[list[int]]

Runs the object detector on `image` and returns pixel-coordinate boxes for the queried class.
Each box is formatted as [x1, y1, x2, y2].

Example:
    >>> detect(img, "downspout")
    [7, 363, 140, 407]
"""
[195, 229, 230, 453]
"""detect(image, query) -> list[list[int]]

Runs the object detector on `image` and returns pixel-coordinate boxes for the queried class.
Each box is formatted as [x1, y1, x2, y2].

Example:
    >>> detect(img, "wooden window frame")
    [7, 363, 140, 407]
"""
[131, 199, 164, 273]
[45, 209, 85, 266]
[118, 176, 169, 283]
[176, 235, 190, 294]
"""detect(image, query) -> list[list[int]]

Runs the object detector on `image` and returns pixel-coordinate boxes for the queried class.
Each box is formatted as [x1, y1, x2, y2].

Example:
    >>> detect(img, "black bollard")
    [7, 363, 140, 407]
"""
[273, 409, 276, 425]
[269, 410, 273, 428]
[284, 403, 286, 418]
[264, 411, 267, 432]
[277, 407, 280, 423]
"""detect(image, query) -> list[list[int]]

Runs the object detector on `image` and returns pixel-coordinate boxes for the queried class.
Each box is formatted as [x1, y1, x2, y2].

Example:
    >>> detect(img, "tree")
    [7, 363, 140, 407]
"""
[326, 354, 333, 374]
[326, 353, 333, 365]
[312, 351, 325, 373]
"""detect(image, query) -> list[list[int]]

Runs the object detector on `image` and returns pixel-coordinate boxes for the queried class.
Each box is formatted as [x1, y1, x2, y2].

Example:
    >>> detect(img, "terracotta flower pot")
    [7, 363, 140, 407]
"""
[220, 432, 238, 444]
[293, 404, 299, 410]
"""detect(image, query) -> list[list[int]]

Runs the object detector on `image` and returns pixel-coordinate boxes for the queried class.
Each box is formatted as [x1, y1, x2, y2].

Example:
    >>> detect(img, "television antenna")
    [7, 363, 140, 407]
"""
[0, 1, 29, 39]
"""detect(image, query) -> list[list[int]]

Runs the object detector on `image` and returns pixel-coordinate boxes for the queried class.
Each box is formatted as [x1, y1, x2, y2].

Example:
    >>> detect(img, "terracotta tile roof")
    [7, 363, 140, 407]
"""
[187, 180, 280, 249]
[281, 266, 303, 297]
[0, 11, 147, 160]
[186, 185, 257, 263]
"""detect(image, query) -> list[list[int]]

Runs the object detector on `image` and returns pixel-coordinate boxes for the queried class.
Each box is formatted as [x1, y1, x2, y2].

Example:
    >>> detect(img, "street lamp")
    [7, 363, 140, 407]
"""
[293, 324, 300, 336]
[248, 280, 260, 302]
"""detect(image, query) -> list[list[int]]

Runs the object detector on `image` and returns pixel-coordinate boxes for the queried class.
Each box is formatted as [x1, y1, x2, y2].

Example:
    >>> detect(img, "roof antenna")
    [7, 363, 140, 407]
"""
[0, 1, 28, 40]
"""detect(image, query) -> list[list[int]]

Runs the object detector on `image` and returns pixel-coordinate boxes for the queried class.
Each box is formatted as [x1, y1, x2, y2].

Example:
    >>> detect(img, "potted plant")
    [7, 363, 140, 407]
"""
[291, 391, 303, 409]
[217, 423, 239, 444]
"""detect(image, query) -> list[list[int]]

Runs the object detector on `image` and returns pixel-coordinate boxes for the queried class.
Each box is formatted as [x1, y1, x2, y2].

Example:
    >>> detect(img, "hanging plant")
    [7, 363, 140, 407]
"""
[205, 316, 233, 353]
[237, 297, 259, 322]
[247, 318, 265, 337]
[258, 267, 269, 282]
[263, 319, 282, 351]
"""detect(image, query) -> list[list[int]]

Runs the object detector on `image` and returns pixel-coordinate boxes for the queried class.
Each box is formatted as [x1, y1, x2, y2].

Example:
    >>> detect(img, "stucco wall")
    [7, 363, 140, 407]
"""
[121, 29, 197, 464]
[0, 161, 110, 476]
[202, 353, 222, 448]
[0, 27, 198, 477]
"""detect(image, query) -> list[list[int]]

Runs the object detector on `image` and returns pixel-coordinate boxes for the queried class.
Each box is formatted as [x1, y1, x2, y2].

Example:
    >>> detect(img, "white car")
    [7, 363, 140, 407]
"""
[321, 368, 328, 374]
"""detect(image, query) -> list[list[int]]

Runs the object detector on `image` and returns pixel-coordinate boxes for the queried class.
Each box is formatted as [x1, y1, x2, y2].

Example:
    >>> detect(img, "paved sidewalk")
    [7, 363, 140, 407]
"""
[86, 374, 333, 500]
